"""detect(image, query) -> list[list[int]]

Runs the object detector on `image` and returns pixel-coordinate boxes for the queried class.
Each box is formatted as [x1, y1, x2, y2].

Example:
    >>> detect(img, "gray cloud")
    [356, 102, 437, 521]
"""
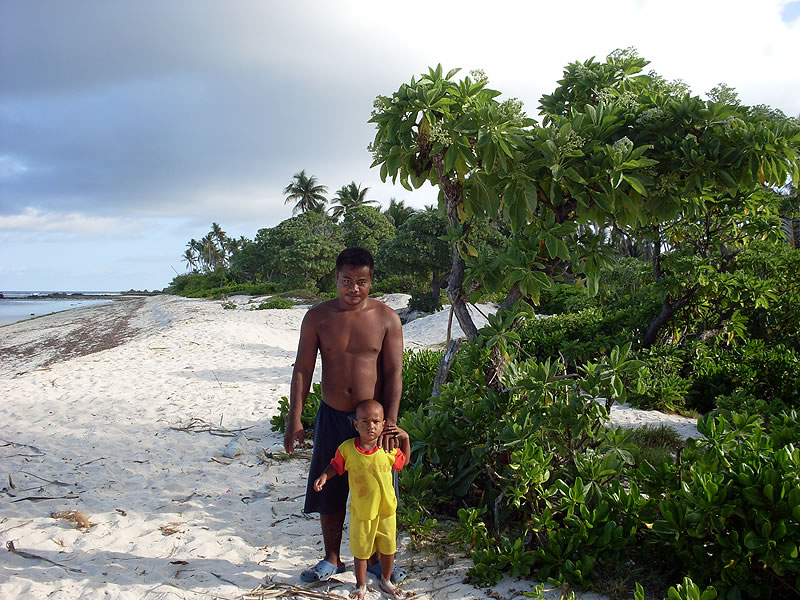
[1, 0, 797, 291]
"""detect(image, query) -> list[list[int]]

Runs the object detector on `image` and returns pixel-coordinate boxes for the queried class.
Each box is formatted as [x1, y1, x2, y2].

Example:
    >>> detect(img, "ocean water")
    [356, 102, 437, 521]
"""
[0, 291, 116, 326]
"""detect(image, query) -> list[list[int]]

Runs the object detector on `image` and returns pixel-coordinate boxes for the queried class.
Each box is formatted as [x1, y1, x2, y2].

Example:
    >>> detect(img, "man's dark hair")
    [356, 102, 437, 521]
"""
[336, 247, 374, 273]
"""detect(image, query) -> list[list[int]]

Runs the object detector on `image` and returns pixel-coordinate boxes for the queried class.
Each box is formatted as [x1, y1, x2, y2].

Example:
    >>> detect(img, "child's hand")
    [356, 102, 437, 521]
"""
[313, 474, 327, 492]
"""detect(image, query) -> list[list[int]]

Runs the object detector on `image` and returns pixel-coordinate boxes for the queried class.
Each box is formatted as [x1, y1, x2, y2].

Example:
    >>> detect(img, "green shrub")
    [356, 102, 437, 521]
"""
[270, 383, 322, 435]
[628, 346, 692, 413]
[651, 412, 800, 597]
[370, 273, 428, 295]
[401, 349, 443, 412]
[537, 283, 596, 315]
[687, 340, 800, 416]
[253, 297, 295, 310]
[408, 289, 443, 313]
[518, 307, 643, 369]
[628, 424, 685, 468]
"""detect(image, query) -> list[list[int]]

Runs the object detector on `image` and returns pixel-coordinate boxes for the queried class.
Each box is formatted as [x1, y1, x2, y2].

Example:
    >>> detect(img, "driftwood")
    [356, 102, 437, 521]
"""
[0, 439, 45, 458]
[169, 417, 254, 437]
[243, 581, 347, 599]
[6, 540, 84, 573]
[11, 493, 78, 503]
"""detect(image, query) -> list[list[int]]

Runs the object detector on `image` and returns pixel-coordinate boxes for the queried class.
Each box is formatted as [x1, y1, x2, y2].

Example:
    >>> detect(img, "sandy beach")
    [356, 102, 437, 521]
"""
[0, 296, 697, 599]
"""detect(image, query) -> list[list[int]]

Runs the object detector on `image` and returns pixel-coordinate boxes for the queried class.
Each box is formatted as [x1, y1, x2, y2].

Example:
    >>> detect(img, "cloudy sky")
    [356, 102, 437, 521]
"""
[2, 0, 799, 291]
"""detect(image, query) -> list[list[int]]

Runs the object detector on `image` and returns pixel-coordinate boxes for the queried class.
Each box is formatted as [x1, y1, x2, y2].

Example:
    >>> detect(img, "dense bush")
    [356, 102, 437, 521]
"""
[408, 289, 443, 313]
[252, 297, 295, 310]
[166, 272, 281, 298]
[651, 412, 800, 597]
[536, 283, 596, 315]
[370, 273, 428, 295]
[517, 307, 646, 369]
[397, 310, 800, 596]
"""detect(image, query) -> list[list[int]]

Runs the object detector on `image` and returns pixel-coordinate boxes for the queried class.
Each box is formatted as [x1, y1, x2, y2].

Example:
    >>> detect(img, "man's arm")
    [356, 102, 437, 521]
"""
[379, 308, 403, 451]
[284, 310, 319, 454]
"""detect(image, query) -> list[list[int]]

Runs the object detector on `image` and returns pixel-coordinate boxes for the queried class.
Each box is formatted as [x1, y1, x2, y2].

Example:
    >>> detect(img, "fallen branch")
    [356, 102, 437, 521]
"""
[243, 581, 346, 599]
[11, 493, 79, 503]
[0, 439, 45, 457]
[169, 417, 253, 438]
[19, 470, 72, 486]
[6, 540, 84, 573]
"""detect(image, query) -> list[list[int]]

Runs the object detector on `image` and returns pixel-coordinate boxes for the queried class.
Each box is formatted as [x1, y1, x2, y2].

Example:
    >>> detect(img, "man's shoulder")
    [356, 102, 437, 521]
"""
[365, 298, 402, 322]
[304, 298, 338, 318]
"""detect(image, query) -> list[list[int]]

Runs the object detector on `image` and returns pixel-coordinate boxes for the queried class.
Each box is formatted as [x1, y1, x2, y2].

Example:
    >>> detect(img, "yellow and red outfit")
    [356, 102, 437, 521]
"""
[330, 438, 407, 559]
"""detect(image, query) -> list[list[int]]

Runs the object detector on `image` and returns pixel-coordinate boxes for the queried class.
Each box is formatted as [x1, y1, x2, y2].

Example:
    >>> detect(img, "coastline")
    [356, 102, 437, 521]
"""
[0, 295, 693, 599]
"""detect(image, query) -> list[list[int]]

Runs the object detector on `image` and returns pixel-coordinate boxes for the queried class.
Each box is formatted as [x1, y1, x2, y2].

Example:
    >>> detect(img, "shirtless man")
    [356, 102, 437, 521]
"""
[284, 247, 405, 584]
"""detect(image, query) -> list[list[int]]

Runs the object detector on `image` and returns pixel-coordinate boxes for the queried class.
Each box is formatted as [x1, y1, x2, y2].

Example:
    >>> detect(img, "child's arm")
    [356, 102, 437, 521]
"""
[395, 426, 411, 462]
[313, 464, 338, 492]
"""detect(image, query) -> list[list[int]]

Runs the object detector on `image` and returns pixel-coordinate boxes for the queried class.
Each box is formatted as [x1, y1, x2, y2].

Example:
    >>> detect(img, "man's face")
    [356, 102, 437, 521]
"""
[336, 264, 372, 307]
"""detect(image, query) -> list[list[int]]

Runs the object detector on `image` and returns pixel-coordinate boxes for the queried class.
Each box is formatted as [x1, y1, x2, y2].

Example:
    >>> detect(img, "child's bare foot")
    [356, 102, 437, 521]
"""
[380, 576, 411, 598]
[350, 584, 368, 600]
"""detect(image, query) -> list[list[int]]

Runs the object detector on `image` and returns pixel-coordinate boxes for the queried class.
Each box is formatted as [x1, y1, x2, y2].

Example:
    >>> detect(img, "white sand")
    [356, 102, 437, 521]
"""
[0, 295, 695, 599]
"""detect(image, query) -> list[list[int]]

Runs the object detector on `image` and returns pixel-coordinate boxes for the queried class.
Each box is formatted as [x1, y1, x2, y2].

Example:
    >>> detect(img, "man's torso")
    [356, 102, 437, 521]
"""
[309, 298, 391, 412]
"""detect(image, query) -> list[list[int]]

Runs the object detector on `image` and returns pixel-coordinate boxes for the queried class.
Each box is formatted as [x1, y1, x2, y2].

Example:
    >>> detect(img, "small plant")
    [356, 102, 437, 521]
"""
[270, 383, 322, 433]
[408, 289, 443, 313]
[253, 297, 295, 310]
[221, 300, 237, 310]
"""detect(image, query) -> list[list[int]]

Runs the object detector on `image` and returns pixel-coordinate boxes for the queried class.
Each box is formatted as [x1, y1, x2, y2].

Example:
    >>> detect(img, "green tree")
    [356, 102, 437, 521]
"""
[340, 205, 395, 257]
[256, 211, 344, 290]
[369, 52, 800, 348]
[376, 208, 451, 304]
[383, 197, 417, 228]
[283, 170, 328, 215]
[330, 182, 378, 219]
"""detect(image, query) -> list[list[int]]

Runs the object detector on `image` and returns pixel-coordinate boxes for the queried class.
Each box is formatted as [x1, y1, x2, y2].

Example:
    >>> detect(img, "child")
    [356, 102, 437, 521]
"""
[314, 399, 411, 599]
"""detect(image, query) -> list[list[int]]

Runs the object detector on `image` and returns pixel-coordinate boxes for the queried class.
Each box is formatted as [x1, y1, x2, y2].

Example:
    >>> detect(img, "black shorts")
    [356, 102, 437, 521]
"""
[303, 402, 357, 515]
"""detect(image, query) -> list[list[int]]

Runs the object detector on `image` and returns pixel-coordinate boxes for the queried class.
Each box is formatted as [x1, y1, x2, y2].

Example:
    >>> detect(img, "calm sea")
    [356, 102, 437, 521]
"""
[0, 291, 117, 327]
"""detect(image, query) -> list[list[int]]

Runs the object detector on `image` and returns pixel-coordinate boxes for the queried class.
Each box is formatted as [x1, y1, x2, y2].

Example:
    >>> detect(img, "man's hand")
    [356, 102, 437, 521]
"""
[284, 419, 305, 454]
[379, 423, 400, 452]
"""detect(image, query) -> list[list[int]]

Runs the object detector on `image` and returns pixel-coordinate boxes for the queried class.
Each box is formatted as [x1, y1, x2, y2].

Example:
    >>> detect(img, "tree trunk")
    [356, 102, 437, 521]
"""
[431, 269, 441, 306]
[431, 339, 463, 398]
[432, 152, 478, 342]
[500, 282, 522, 311]
[446, 243, 479, 341]
[642, 285, 699, 348]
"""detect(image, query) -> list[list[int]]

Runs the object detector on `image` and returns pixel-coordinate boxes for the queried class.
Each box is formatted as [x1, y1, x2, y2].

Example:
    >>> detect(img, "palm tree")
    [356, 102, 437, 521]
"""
[330, 182, 377, 219]
[382, 198, 416, 228]
[182, 247, 198, 273]
[283, 170, 328, 215]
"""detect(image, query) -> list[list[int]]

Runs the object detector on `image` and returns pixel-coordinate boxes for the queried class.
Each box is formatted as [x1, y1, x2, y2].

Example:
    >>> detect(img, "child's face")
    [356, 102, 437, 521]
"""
[354, 403, 385, 444]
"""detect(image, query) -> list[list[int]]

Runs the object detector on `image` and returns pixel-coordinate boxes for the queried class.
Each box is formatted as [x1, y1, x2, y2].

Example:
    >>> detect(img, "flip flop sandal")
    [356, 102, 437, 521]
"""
[367, 563, 408, 583]
[300, 560, 346, 582]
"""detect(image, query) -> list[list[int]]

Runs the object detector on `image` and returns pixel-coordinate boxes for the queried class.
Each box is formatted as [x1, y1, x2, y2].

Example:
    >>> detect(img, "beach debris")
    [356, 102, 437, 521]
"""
[115, 508, 127, 516]
[159, 522, 184, 536]
[0, 439, 45, 458]
[243, 581, 346, 599]
[219, 434, 249, 459]
[6, 540, 84, 573]
[170, 416, 254, 438]
[51, 510, 94, 530]
[11, 493, 79, 503]
[19, 470, 71, 486]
